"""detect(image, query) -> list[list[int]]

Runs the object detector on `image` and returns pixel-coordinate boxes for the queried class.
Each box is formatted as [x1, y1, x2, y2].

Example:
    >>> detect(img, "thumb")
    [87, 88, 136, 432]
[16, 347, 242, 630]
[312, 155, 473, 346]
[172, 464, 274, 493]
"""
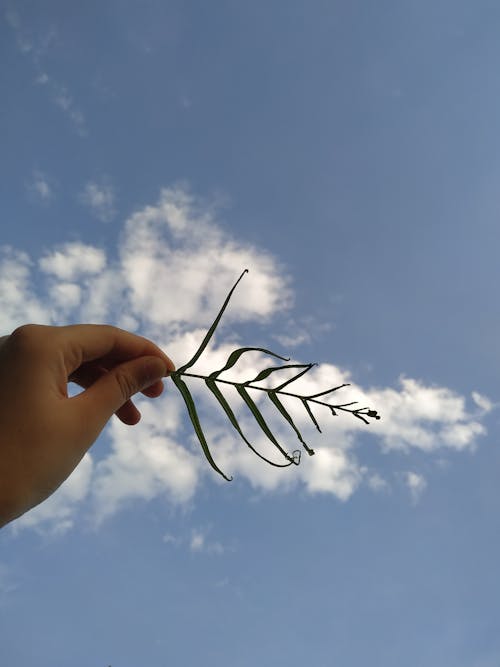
[72, 355, 169, 438]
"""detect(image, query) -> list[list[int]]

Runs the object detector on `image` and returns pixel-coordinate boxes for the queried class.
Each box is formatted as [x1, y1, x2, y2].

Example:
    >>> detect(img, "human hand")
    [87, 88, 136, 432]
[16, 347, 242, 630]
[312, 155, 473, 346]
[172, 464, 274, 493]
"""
[0, 324, 175, 527]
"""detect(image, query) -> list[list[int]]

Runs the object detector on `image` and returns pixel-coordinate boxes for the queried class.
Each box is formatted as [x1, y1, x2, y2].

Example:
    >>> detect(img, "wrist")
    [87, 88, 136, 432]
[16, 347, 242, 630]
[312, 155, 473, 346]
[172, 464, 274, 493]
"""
[0, 470, 26, 528]
[0, 496, 19, 528]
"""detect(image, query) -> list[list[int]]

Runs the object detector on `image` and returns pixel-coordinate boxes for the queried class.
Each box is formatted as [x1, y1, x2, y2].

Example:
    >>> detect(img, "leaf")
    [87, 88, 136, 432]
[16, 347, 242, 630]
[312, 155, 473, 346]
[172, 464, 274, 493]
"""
[171, 373, 232, 481]
[301, 398, 322, 433]
[209, 347, 289, 380]
[268, 391, 315, 455]
[205, 378, 294, 468]
[243, 363, 312, 387]
[235, 385, 297, 463]
[306, 383, 351, 400]
[354, 412, 370, 425]
[176, 269, 249, 374]
[272, 363, 316, 391]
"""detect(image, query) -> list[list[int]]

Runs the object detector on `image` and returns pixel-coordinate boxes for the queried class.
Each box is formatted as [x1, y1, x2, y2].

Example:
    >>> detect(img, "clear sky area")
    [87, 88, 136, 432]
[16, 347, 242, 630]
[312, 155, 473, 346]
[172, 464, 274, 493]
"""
[1, 2, 500, 666]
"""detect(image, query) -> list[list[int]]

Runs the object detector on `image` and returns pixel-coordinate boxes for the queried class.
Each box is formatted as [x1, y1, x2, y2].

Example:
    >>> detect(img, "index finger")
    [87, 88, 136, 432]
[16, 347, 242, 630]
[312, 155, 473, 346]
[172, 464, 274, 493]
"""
[58, 324, 175, 375]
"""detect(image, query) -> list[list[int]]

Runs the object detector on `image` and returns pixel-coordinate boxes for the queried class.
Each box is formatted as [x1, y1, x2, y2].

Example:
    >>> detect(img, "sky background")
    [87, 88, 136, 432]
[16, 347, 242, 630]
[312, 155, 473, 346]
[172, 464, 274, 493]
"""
[1, 1, 500, 665]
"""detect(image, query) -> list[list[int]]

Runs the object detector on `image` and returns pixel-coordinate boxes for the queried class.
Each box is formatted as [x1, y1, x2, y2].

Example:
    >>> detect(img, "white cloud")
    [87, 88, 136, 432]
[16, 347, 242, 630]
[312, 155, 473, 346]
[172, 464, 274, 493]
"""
[80, 181, 116, 222]
[5, 9, 34, 54]
[53, 86, 86, 135]
[162, 527, 226, 555]
[35, 71, 49, 85]
[90, 399, 199, 524]
[359, 376, 490, 452]
[189, 529, 225, 555]
[272, 317, 332, 349]
[368, 473, 390, 493]
[28, 170, 53, 202]
[190, 530, 204, 551]
[39, 242, 106, 281]
[162, 532, 182, 547]
[5, 10, 56, 59]
[302, 446, 362, 499]
[120, 186, 292, 333]
[472, 391, 494, 414]
[273, 331, 310, 348]
[0, 247, 50, 332]
[48, 282, 82, 311]
[0, 184, 492, 532]
[404, 471, 427, 504]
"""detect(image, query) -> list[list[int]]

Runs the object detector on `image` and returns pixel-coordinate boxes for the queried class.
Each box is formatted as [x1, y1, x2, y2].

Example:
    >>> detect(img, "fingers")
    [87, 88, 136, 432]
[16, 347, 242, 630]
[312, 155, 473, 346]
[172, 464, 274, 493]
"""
[2, 323, 175, 444]
[115, 399, 141, 425]
[70, 355, 169, 442]
[70, 359, 166, 424]
[141, 380, 164, 398]
[69, 361, 166, 398]
[61, 324, 174, 428]
[115, 379, 165, 424]
[59, 324, 175, 377]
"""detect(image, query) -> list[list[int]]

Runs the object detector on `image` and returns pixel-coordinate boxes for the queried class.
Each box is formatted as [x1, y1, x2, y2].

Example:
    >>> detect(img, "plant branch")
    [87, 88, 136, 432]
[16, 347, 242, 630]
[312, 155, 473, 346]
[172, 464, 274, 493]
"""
[169, 270, 380, 480]
[178, 371, 381, 422]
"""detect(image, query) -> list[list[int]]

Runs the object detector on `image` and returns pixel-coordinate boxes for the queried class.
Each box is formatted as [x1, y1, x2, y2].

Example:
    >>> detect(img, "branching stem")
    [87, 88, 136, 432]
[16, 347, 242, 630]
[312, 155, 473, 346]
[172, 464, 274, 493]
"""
[179, 371, 379, 421]
[169, 270, 380, 480]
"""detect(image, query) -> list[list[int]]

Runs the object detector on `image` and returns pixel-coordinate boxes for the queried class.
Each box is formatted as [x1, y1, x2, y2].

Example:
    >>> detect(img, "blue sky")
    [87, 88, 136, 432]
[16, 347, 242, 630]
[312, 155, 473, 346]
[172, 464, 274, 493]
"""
[1, 1, 500, 665]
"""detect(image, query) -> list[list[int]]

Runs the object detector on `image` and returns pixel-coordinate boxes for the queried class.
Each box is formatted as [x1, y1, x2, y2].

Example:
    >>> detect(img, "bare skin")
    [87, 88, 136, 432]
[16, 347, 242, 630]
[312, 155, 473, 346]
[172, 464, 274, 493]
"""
[0, 324, 175, 527]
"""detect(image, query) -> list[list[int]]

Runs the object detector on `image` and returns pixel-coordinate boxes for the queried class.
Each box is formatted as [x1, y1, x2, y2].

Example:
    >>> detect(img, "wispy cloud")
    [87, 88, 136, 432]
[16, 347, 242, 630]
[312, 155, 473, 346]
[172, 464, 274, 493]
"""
[189, 529, 225, 555]
[79, 181, 116, 222]
[0, 184, 493, 533]
[163, 527, 227, 555]
[273, 317, 332, 349]
[404, 471, 427, 504]
[35, 71, 49, 85]
[472, 391, 495, 414]
[53, 86, 86, 135]
[4, 9, 86, 135]
[28, 170, 53, 203]
[0, 561, 18, 604]
[4, 9, 55, 57]
[368, 473, 390, 493]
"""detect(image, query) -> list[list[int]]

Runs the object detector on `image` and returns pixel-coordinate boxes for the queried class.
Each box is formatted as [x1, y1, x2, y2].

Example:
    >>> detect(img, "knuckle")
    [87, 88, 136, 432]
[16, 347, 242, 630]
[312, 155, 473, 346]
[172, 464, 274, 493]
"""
[112, 368, 136, 401]
[10, 323, 39, 340]
[9, 324, 48, 351]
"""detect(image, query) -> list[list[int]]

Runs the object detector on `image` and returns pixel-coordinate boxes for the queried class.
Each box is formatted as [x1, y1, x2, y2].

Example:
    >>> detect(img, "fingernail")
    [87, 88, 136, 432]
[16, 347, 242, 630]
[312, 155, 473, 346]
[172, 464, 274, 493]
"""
[165, 356, 176, 374]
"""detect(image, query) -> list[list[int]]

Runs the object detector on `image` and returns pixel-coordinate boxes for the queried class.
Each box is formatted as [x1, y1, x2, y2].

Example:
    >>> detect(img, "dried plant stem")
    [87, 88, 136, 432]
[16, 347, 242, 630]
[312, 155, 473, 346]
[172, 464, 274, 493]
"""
[180, 372, 378, 422]
[170, 269, 380, 480]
